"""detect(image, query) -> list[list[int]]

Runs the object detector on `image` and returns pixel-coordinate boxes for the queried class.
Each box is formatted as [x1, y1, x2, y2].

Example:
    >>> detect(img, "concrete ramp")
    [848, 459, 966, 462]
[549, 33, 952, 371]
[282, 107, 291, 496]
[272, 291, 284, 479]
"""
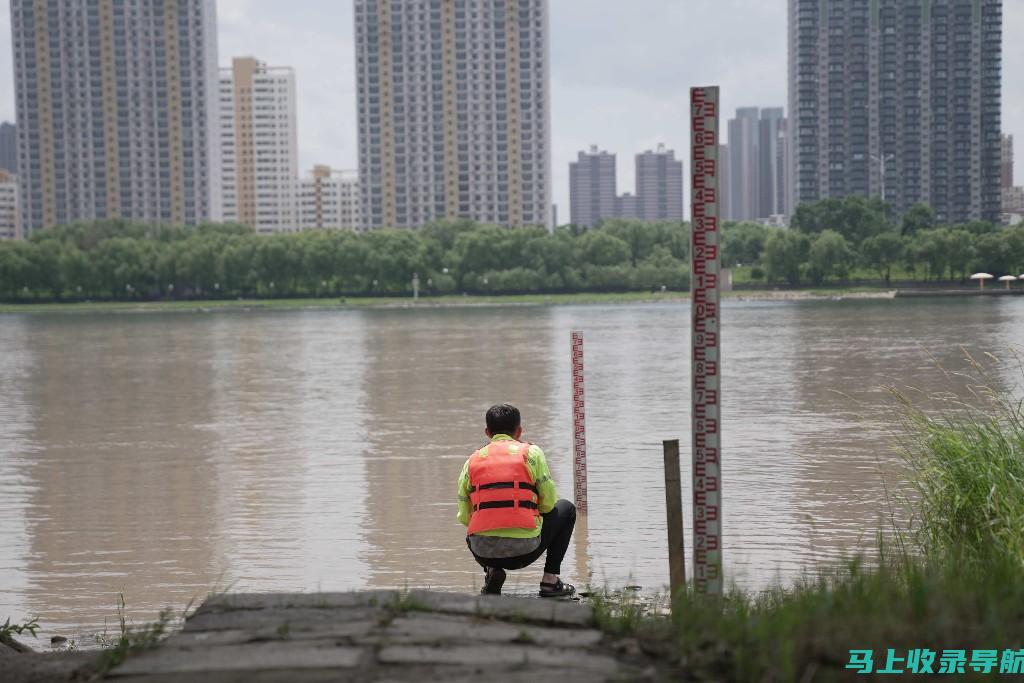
[105, 590, 648, 682]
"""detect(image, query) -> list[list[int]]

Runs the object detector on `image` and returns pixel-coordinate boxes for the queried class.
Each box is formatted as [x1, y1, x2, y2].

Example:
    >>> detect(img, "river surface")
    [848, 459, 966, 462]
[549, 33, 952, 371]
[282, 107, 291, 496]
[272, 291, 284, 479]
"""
[1, 298, 1023, 641]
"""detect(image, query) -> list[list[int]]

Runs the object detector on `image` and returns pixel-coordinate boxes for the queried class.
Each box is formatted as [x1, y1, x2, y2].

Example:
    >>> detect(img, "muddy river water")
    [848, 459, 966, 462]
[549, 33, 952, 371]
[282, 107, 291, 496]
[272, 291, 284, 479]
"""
[2, 297, 1022, 640]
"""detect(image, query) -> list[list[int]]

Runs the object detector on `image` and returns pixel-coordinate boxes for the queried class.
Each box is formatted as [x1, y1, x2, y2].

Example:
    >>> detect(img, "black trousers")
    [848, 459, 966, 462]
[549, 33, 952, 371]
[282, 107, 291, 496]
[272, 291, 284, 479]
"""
[468, 499, 576, 576]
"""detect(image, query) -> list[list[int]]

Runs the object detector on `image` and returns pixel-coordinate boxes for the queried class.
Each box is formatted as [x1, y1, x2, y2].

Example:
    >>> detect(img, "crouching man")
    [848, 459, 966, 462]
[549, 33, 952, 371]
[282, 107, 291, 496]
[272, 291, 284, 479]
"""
[457, 404, 576, 597]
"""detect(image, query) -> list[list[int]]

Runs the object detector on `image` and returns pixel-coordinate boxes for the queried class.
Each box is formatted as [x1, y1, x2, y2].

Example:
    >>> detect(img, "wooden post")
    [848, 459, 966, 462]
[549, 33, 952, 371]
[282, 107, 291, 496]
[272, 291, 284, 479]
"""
[571, 331, 587, 514]
[690, 85, 724, 595]
[663, 439, 686, 599]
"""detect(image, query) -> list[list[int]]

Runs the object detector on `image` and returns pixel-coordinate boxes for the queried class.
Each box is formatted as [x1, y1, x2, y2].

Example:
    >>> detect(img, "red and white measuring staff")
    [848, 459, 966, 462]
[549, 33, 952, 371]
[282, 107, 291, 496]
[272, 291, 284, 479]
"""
[690, 86, 723, 595]
[571, 331, 588, 514]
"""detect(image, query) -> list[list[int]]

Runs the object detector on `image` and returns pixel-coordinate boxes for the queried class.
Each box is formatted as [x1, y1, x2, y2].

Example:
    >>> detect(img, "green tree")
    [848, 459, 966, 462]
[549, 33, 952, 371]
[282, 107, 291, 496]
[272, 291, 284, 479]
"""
[722, 221, 769, 267]
[911, 230, 951, 281]
[945, 229, 976, 281]
[792, 197, 889, 246]
[860, 232, 904, 284]
[973, 232, 1015, 277]
[575, 231, 631, 267]
[807, 230, 854, 285]
[900, 203, 936, 236]
[0, 241, 32, 298]
[763, 229, 810, 285]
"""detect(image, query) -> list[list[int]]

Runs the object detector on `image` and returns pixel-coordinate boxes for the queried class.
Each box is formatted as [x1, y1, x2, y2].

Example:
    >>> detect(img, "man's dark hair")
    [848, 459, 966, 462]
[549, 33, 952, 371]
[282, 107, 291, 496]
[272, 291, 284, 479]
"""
[486, 404, 521, 436]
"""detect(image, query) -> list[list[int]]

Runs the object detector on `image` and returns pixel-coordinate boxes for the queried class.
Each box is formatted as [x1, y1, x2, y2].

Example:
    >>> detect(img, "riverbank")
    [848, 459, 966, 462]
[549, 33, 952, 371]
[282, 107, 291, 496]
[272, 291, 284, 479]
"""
[1, 641, 97, 683]
[2, 591, 657, 682]
[0, 288, 897, 314]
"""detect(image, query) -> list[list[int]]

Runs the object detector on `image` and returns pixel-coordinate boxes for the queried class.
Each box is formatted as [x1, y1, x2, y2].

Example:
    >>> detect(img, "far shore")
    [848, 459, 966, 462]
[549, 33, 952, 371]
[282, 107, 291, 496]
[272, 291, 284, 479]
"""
[0, 288, 906, 314]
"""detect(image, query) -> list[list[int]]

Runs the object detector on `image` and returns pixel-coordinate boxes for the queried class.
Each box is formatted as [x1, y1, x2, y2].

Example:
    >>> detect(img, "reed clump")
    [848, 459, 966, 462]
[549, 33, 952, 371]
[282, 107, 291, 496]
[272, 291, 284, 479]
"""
[597, 348, 1024, 682]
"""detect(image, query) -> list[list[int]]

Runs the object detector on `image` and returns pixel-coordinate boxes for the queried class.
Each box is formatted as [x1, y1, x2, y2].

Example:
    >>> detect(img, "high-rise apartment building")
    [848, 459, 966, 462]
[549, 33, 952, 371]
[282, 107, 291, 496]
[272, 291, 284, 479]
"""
[0, 123, 16, 173]
[296, 166, 361, 232]
[568, 144, 684, 226]
[616, 192, 638, 220]
[10, 0, 221, 234]
[719, 144, 731, 221]
[569, 147, 617, 228]
[758, 108, 788, 219]
[0, 170, 18, 240]
[220, 57, 299, 233]
[1003, 134, 1014, 189]
[788, 0, 1002, 223]
[355, 0, 552, 230]
[725, 108, 788, 222]
[727, 108, 761, 221]
[635, 145, 684, 222]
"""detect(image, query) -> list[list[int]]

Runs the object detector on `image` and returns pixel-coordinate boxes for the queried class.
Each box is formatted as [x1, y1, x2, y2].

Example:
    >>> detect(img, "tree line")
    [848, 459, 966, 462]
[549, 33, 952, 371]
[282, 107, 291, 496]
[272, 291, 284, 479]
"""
[753, 198, 1021, 285]
[0, 199, 1018, 301]
[0, 219, 689, 300]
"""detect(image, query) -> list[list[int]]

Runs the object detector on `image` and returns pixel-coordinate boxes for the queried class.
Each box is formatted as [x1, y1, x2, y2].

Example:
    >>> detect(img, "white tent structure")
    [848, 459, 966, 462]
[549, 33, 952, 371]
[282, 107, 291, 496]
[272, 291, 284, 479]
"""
[970, 273, 994, 290]
[999, 275, 1018, 290]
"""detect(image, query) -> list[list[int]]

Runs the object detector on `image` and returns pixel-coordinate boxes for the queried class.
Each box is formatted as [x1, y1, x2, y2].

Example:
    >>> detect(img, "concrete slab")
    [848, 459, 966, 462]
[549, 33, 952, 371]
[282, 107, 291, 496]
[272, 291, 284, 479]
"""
[195, 591, 400, 615]
[109, 642, 364, 676]
[183, 607, 381, 633]
[380, 613, 604, 648]
[372, 666, 614, 683]
[406, 591, 594, 627]
[110, 671, 354, 683]
[165, 620, 379, 647]
[377, 644, 619, 674]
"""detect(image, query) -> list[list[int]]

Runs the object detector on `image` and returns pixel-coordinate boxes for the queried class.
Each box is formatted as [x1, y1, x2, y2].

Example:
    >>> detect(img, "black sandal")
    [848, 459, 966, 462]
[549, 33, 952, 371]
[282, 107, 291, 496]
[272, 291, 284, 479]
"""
[481, 567, 506, 595]
[539, 577, 575, 598]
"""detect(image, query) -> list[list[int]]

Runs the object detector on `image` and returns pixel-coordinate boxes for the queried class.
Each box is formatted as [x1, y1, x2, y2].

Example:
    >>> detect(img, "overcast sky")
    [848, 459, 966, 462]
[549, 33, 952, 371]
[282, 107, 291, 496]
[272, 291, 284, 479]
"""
[0, 0, 1021, 217]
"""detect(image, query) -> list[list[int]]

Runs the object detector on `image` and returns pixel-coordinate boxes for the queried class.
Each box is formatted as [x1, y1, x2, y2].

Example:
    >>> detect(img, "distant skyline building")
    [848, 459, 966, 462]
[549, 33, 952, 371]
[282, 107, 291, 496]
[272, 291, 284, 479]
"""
[758, 107, 788, 219]
[635, 144, 684, 222]
[719, 144, 731, 221]
[0, 170, 18, 240]
[787, 0, 1002, 223]
[1003, 134, 1014, 190]
[616, 192, 638, 220]
[10, 0, 222, 234]
[355, 0, 552, 230]
[296, 166, 360, 232]
[569, 147, 617, 228]
[725, 107, 788, 222]
[0, 122, 16, 173]
[1004, 135, 1023, 220]
[220, 57, 299, 233]
[568, 144, 684, 226]
[727, 108, 761, 221]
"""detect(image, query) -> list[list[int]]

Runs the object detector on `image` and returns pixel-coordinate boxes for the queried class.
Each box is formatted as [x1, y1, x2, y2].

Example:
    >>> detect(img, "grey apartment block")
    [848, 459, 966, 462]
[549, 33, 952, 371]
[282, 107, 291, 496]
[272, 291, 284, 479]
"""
[719, 144, 730, 221]
[727, 108, 760, 221]
[1002, 134, 1013, 189]
[758, 107, 787, 218]
[355, 0, 552, 230]
[616, 192, 638, 220]
[788, 0, 1002, 223]
[0, 122, 16, 173]
[725, 107, 788, 222]
[10, 0, 221, 234]
[569, 146, 617, 228]
[635, 145, 683, 222]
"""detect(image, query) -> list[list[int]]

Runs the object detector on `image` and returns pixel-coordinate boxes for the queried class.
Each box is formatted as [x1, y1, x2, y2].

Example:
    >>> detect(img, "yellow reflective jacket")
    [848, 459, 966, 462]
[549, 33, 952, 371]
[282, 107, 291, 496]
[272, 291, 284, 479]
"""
[457, 434, 558, 538]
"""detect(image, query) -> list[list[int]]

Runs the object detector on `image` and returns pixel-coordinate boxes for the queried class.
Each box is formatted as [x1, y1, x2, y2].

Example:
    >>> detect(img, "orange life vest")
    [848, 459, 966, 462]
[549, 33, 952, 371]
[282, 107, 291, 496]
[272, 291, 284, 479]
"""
[466, 439, 540, 536]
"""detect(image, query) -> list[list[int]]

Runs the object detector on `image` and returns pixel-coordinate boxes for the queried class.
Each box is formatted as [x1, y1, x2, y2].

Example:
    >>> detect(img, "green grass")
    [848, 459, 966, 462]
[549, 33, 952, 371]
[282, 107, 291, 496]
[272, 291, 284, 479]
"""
[592, 348, 1024, 681]
[889, 351, 1024, 568]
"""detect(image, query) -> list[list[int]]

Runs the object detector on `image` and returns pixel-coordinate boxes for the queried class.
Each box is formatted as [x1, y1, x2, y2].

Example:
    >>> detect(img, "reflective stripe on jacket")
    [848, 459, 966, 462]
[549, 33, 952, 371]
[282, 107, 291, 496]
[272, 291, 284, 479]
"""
[465, 439, 540, 536]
